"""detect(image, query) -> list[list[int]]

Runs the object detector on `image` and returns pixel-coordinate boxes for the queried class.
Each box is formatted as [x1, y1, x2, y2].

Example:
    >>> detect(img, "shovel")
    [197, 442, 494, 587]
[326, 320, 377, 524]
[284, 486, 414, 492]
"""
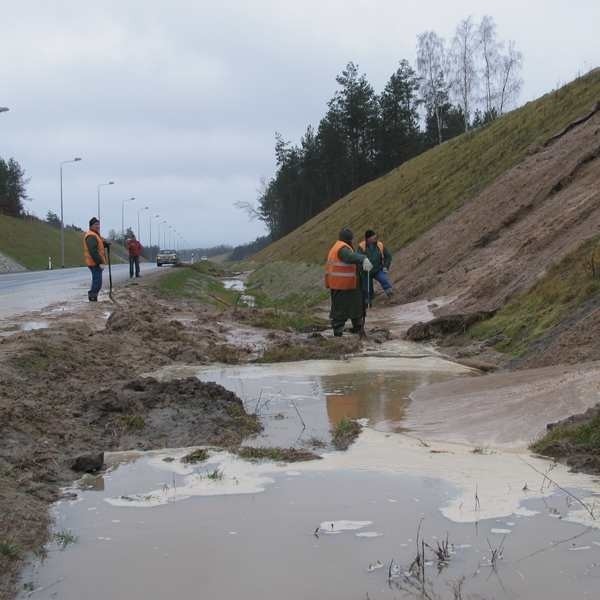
[360, 272, 371, 339]
[106, 245, 117, 304]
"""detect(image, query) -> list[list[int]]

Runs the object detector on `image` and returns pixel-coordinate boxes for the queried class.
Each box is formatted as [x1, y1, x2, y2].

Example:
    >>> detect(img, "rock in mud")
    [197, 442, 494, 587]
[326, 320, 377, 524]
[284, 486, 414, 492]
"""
[71, 452, 104, 473]
[405, 311, 495, 341]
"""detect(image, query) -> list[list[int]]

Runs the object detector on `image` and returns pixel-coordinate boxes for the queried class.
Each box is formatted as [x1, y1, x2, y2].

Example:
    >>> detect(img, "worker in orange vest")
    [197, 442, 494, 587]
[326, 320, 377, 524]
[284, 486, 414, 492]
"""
[325, 227, 373, 336]
[83, 217, 110, 302]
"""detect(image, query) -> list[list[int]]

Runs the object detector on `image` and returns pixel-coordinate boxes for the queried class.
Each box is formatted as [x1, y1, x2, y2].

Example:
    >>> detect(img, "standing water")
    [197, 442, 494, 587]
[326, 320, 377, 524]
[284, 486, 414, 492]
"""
[17, 345, 600, 598]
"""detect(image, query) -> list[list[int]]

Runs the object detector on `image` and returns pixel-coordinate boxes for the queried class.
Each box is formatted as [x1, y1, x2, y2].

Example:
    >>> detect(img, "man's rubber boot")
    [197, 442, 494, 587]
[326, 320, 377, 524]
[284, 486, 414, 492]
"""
[88, 293, 97, 302]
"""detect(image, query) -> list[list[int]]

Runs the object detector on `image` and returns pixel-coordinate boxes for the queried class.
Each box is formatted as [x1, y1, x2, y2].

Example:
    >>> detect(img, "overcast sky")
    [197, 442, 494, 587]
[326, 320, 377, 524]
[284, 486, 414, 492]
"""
[1, 1, 599, 248]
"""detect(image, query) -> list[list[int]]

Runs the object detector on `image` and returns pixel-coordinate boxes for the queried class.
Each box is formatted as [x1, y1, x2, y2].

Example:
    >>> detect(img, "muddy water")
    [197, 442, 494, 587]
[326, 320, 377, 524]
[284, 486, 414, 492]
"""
[19, 451, 600, 600]
[17, 349, 600, 598]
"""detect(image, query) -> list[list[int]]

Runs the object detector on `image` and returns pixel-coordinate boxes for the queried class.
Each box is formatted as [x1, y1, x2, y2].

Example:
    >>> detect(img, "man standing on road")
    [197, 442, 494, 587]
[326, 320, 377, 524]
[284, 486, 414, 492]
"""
[325, 227, 373, 337]
[357, 229, 393, 306]
[83, 217, 109, 302]
[126, 234, 143, 278]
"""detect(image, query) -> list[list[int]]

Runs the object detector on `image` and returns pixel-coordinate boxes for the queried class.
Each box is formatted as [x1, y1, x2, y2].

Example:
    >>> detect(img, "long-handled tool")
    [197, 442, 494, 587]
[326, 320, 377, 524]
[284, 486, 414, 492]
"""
[360, 271, 371, 339]
[107, 245, 117, 304]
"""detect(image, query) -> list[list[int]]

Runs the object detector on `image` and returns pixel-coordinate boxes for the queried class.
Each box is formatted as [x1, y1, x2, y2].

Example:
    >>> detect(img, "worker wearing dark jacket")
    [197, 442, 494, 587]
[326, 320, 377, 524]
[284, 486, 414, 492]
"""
[357, 229, 393, 306]
[83, 217, 110, 302]
[325, 228, 373, 336]
[126, 235, 143, 278]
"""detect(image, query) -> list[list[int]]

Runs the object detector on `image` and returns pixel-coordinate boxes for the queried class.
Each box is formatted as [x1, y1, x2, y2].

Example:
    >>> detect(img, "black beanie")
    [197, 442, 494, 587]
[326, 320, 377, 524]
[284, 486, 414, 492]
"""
[89, 217, 99, 228]
[339, 227, 353, 243]
[365, 229, 376, 239]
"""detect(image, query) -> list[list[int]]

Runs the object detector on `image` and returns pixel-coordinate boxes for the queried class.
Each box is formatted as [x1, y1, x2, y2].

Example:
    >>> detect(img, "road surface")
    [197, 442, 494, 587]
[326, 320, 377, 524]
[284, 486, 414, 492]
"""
[0, 263, 161, 319]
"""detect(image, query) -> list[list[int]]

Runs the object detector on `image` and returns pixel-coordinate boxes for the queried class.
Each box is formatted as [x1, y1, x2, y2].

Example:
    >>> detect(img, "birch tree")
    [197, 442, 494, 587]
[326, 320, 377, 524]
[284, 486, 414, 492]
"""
[416, 31, 448, 144]
[478, 15, 501, 116]
[450, 16, 478, 130]
[498, 41, 523, 114]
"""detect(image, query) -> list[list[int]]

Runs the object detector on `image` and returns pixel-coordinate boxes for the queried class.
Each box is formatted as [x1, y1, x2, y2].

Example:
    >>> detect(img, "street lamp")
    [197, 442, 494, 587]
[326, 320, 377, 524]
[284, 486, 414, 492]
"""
[59, 157, 82, 268]
[122, 197, 135, 239]
[161, 220, 168, 249]
[96, 181, 114, 221]
[0, 107, 9, 114]
[137, 206, 149, 242]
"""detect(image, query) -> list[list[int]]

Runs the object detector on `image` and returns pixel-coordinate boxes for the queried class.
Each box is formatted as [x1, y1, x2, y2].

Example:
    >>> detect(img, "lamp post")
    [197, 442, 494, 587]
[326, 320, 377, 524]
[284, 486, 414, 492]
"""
[122, 197, 135, 239]
[0, 107, 9, 114]
[162, 220, 168, 248]
[96, 181, 114, 221]
[59, 157, 82, 268]
[155, 215, 162, 250]
[137, 206, 149, 242]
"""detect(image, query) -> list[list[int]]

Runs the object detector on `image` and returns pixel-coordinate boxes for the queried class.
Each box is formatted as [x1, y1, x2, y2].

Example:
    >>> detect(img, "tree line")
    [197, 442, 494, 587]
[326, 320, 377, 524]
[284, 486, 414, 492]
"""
[0, 158, 28, 217]
[249, 15, 523, 242]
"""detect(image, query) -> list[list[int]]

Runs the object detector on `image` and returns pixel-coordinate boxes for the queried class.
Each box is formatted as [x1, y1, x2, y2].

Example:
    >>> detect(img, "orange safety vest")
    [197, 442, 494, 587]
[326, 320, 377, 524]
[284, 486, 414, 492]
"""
[358, 240, 385, 258]
[325, 241, 358, 290]
[83, 230, 107, 267]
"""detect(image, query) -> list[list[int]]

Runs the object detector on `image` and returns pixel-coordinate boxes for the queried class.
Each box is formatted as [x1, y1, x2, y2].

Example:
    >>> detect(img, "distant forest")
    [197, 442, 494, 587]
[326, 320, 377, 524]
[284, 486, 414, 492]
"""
[241, 15, 523, 245]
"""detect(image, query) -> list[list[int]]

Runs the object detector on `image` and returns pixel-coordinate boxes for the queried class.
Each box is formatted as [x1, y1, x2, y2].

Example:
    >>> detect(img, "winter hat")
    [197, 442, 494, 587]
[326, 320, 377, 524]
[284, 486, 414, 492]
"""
[89, 217, 99, 228]
[365, 229, 376, 239]
[339, 227, 354, 243]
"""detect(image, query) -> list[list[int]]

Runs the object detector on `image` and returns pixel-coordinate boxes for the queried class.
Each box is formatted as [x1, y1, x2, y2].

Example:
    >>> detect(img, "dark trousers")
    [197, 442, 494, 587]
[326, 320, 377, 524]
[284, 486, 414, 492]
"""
[129, 255, 140, 278]
[88, 266, 103, 298]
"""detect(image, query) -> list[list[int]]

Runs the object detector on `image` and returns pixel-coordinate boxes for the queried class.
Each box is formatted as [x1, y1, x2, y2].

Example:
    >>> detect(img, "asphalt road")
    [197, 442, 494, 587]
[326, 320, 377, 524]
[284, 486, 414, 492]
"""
[0, 263, 160, 318]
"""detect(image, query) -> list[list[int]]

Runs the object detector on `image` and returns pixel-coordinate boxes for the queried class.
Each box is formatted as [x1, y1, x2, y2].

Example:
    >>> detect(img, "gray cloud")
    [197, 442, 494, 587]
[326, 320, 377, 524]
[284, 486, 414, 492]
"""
[1, 0, 599, 247]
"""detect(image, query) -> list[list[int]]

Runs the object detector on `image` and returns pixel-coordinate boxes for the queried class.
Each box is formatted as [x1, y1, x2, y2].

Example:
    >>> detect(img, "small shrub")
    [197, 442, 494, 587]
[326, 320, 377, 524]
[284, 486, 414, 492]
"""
[331, 418, 362, 450]
[181, 449, 209, 464]
[54, 530, 78, 549]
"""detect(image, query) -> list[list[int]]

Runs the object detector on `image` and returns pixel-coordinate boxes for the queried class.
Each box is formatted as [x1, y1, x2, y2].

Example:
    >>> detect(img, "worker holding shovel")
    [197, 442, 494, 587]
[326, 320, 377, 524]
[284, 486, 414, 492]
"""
[83, 217, 111, 302]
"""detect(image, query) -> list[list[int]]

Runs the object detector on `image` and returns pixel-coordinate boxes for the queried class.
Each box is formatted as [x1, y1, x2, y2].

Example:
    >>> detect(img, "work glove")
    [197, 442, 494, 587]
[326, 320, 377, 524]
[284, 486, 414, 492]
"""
[383, 267, 389, 273]
[362, 258, 373, 272]
[99, 263, 105, 270]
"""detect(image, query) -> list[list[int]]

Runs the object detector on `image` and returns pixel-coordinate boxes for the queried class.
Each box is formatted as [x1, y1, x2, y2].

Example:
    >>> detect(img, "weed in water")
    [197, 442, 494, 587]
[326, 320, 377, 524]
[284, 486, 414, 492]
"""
[181, 448, 209, 464]
[235, 446, 320, 462]
[54, 530, 78, 550]
[206, 468, 224, 481]
[331, 417, 362, 450]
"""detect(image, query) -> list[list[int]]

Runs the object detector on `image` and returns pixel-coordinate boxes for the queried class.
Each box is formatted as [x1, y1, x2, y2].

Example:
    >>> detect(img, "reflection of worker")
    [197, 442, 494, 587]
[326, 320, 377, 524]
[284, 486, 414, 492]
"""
[325, 228, 372, 337]
[83, 217, 109, 302]
[126, 234, 143, 278]
[358, 229, 393, 306]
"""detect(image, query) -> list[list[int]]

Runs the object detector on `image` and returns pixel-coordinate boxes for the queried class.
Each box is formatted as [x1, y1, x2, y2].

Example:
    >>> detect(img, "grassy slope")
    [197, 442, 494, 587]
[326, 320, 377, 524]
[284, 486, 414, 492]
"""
[470, 237, 600, 356]
[257, 70, 600, 264]
[0, 214, 126, 269]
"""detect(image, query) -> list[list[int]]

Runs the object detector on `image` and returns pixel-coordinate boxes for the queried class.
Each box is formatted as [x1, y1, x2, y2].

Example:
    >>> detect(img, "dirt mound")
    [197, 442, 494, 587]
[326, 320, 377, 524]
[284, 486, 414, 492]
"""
[405, 312, 495, 341]
[87, 377, 261, 448]
[392, 105, 600, 314]
[532, 403, 600, 475]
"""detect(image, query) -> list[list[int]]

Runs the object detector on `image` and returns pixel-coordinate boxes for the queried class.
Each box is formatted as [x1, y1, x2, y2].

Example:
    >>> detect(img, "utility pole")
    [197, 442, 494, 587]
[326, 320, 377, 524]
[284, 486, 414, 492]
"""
[59, 157, 82, 268]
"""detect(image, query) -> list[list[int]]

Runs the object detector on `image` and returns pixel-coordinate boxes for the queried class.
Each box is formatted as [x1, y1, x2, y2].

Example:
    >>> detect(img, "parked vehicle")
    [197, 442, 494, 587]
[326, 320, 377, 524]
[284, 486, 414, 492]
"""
[156, 249, 178, 266]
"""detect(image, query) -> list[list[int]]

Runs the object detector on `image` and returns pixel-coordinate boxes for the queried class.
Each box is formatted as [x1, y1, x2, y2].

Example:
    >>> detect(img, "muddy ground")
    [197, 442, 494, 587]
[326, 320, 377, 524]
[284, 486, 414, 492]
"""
[0, 278, 363, 600]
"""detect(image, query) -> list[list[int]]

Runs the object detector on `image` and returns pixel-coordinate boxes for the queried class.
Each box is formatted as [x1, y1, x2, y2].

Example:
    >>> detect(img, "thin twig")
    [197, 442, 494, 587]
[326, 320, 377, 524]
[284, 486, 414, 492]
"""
[290, 399, 306, 430]
[519, 457, 596, 519]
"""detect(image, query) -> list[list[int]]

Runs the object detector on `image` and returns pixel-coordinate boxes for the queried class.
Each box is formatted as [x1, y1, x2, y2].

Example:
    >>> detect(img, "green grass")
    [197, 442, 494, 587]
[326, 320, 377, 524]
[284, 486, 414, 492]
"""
[54, 530, 78, 550]
[531, 414, 600, 455]
[331, 417, 362, 450]
[256, 70, 600, 264]
[470, 236, 600, 355]
[234, 446, 321, 462]
[157, 262, 238, 307]
[120, 414, 146, 431]
[0, 541, 21, 560]
[0, 214, 126, 270]
[181, 448, 209, 464]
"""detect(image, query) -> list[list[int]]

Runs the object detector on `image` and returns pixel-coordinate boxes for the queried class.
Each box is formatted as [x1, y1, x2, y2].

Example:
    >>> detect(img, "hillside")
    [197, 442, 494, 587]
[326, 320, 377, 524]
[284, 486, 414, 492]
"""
[257, 70, 600, 269]
[0, 214, 126, 270]
[254, 69, 600, 365]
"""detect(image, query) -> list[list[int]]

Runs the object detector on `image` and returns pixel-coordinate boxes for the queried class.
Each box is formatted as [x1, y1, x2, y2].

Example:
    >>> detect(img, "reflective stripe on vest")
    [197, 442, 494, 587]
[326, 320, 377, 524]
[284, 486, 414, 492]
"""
[324, 240, 358, 290]
[83, 230, 107, 267]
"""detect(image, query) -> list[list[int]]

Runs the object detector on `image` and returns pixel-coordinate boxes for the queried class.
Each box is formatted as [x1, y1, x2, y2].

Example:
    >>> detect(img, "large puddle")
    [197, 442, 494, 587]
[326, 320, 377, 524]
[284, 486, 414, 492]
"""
[17, 352, 600, 599]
